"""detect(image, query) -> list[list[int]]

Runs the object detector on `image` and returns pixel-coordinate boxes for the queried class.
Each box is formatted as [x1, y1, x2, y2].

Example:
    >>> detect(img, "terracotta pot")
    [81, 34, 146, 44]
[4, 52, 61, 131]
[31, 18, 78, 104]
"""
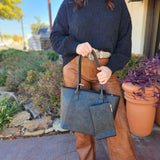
[155, 69, 160, 125]
[122, 82, 157, 137]
[155, 101, 160, 126]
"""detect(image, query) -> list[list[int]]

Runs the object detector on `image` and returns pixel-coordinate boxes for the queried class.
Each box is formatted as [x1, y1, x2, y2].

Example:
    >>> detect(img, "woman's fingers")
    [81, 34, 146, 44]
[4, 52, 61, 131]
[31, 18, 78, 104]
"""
[97, 66, 112, 84]
[97, 67, 102, 71]
[97, 73, 107, 84]
[85, 42, 93, 53]
[99, 79, 108, 85]
[97, 72, 105, 84]
[97, 72, 104, 78]
[76, 42, 94, 56]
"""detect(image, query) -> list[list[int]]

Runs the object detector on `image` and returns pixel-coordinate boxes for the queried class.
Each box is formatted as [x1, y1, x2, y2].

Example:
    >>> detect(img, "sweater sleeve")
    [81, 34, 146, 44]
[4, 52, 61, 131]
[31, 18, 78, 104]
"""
[106, 0, 132, 73]
[50, 1, 79, 56]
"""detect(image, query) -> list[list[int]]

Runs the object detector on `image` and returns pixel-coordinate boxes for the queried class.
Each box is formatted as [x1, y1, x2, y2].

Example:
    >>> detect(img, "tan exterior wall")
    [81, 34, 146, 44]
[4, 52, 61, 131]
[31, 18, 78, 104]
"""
[125, 0, 149, 55]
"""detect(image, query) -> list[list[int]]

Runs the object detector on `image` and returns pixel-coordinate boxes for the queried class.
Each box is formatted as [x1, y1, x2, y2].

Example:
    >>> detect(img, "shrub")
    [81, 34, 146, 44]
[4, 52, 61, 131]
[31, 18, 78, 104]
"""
[0, 49, 26, 62]
[0, 50, 58, 91]
[0, 96, 22, 132]
[4, 53, 48, 91]
[115, 55, 144, 103]
[39, 50, 59, 62]
[121, 53, 160, 99]
[18, 61, 63, 116]
[116, 54, 143, 81]
[0, 67, 7, 86]
[26, 70, 39, 83]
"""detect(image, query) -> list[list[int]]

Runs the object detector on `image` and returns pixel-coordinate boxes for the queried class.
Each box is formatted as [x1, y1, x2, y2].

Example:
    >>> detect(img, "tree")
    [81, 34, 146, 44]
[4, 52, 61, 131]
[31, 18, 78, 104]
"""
[13, 35, 23, 42]
[31, 16, 48, 35]
[2, 34, 12, 39]
[0, 0, 24, 21]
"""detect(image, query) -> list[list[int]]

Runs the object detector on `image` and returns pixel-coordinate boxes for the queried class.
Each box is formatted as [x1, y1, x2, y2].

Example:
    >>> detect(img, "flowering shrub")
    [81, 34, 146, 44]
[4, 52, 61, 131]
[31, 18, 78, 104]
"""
[121, 53, 160, 99]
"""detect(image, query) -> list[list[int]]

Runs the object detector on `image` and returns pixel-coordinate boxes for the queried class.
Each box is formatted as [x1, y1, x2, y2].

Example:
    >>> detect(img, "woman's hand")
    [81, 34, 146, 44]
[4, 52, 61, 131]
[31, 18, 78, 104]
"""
[76, 42, 96, 56]
[97, 66, 112, 84]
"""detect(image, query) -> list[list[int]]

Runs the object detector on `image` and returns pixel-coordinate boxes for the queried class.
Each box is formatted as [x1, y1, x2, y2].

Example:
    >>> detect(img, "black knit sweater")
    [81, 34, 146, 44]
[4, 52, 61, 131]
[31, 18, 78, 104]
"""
[50, 0, 132, 73]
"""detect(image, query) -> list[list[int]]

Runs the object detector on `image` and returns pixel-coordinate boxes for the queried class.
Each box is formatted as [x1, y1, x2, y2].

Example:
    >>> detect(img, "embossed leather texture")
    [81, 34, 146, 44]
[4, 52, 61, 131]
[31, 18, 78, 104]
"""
[89, 103, 116, 139]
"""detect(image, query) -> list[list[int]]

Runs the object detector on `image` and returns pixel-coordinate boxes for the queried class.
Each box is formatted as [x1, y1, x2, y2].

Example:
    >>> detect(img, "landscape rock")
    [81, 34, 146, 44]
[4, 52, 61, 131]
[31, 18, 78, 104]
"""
[23, 129, 45, 136]
[45, 126, 54, 134]
[23, 101, 44, 119]
[0, 128, 20, 138]
[0, 91, 19, 105]
[23, 116, 53, 131]
[9, 111, 31, 127]
[53, 118, 68, 132]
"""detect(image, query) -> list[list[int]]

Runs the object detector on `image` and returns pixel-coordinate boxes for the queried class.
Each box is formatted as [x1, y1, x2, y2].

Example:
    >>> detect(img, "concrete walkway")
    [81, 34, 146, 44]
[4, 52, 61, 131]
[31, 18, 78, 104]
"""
[0, 130, 160, 160]
[0, 133, 109, 160]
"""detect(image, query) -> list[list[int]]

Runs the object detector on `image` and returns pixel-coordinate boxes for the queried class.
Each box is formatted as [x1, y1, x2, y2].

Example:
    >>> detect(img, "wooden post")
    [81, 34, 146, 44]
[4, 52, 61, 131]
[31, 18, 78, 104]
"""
[48, 0, 52, 32]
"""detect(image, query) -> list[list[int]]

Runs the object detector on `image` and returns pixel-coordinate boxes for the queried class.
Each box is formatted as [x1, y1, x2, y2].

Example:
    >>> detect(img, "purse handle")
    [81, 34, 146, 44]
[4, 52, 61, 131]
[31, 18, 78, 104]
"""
[75, 50, 104, 98]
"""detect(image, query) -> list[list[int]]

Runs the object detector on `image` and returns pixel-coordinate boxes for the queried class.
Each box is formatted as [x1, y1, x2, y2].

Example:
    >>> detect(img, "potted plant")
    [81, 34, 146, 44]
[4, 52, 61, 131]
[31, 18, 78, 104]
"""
[155, 49, 160, 126]
[155, 99, 160, 126]
[121, 54, 160, 137]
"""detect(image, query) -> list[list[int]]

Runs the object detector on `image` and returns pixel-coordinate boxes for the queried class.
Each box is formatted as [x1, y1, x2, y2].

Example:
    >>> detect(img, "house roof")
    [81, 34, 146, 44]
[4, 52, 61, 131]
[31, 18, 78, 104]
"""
[37, 28, 50, 35]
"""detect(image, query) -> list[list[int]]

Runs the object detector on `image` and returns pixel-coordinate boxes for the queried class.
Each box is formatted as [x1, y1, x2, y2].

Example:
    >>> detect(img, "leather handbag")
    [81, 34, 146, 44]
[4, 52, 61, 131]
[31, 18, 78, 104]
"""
[60, 50, 120, 139]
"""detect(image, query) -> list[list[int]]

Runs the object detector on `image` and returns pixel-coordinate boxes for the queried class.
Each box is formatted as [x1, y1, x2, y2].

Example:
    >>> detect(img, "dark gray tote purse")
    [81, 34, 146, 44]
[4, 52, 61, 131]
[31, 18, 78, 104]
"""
[60, 50, 120, 139]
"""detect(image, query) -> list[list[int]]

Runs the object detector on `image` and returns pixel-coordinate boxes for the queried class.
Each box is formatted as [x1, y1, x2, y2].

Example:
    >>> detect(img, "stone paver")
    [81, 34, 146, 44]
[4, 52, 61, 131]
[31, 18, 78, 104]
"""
[0, 131, 160, 160]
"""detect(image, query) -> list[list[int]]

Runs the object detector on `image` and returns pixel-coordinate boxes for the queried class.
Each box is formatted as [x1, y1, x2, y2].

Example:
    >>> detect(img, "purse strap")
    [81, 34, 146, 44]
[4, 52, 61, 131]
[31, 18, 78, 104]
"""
[75, 50, 104, 98]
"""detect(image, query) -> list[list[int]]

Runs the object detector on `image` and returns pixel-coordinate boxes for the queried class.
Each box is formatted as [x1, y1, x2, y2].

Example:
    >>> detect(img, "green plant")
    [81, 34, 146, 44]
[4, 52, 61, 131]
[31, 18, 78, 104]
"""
[32, 62, 63, 116]
[0, 67, 7, 86]
[18, 61, 63, 116]
[39, 50, 59, 62]
[121, 53, 160, 100]
[31, 16, 47, 35]
[115, 55, 144, 103]
[116, 55, 143, 81]
[26, 70, 39, 83]
[0, 96, 22, 132]
[0, 49, 27, 63]
[4, 53, 48, 91]
[16, 93, 29, 105]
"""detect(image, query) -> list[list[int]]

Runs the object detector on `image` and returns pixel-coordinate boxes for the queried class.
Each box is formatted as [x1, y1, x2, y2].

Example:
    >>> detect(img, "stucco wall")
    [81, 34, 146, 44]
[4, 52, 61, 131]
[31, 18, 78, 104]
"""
[125, 0, 149, 55]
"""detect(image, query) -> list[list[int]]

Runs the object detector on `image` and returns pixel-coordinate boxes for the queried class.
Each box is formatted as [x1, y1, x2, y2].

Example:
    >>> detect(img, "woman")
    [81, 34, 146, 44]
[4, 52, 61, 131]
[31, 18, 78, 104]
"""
[50, 0, 136, 159]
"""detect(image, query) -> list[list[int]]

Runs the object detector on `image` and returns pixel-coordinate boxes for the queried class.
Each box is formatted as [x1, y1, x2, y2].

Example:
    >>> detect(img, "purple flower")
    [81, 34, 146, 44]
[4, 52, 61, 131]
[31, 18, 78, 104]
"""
[121, 53, 160, 99]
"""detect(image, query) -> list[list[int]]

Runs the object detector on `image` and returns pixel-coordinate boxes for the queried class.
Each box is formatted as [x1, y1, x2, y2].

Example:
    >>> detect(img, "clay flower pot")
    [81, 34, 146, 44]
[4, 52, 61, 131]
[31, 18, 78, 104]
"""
[155, 100, 160, 125]
[155, 83, 160, 126]
[122, 82, 157, 137]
